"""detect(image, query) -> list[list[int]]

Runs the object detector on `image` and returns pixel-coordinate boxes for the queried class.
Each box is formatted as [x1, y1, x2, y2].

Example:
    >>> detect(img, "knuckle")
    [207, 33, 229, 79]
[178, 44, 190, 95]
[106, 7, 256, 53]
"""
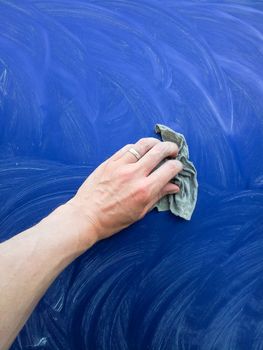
[138, 137, 158, 145]
[118, 165, 134, 180]
[137, 137, 160, 152]
[150, 145, 167, 159]
[153, 142, 167, 154]
[137, 137, 150, 145]
[163, 141, 179, 153]
[160, 185, 168, 196]
[166, 159, 183, 172]
[148, 149, 160, 159]
[152, 142, 178, 158]
[166, 159, 176, 170]
[134, 182, 151, 203]
[157, 190, 165, 201]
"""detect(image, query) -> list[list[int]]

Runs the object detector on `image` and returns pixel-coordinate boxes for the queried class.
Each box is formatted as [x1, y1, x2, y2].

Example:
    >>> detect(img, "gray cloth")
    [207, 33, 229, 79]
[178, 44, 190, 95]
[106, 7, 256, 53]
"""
[153, 124, 198, 220]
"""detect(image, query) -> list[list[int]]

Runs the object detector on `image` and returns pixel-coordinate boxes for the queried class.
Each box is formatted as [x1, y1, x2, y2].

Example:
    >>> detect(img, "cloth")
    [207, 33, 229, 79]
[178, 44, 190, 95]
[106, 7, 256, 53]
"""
[153, 124, 198, 220]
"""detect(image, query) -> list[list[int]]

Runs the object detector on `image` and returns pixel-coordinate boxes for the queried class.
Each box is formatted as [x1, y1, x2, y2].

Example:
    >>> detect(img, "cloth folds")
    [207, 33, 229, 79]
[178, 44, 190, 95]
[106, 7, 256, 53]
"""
[154, 124, 198, 220]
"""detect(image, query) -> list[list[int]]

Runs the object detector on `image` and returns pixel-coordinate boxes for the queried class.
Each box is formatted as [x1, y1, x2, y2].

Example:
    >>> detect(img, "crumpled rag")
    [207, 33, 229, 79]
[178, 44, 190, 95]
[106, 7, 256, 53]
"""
[154, 124, 198, 220]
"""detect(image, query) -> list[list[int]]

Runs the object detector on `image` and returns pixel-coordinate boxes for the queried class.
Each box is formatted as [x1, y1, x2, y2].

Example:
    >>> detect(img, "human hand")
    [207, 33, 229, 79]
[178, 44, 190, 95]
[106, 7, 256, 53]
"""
[67, 137, 183, 246]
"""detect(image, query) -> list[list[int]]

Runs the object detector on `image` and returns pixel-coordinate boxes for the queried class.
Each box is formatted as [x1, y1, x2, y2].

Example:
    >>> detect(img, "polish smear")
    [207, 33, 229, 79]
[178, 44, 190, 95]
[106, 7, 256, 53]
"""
[0, 1, 262, 349]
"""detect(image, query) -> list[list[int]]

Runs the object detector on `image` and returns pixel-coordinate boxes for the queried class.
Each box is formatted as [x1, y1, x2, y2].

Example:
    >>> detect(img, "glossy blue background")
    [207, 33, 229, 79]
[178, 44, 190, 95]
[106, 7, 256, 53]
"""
[0, 1, 263, 349]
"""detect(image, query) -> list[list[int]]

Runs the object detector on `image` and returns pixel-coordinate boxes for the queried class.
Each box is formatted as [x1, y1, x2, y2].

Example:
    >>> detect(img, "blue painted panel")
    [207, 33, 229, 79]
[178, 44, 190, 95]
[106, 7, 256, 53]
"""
[0, 1, 263, 349]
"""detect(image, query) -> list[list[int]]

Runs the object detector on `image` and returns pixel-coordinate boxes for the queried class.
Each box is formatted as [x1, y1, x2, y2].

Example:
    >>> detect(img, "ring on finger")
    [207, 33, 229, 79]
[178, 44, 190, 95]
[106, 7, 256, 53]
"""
[127, 147, 142, 161]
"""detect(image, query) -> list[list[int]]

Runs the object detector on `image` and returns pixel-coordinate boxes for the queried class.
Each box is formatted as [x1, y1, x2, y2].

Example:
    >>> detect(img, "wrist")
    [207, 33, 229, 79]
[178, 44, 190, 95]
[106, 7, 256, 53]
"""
[38, 201, 98, 257]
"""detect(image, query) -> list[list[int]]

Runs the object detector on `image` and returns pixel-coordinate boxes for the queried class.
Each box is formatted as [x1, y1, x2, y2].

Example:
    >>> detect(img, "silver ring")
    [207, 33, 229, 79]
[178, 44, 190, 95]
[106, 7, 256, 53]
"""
[128, 147, 142, 161]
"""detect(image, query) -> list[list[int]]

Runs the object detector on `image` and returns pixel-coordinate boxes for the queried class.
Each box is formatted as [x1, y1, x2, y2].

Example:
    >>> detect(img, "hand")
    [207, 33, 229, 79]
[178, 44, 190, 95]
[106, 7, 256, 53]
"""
[67, 137, 183, 246]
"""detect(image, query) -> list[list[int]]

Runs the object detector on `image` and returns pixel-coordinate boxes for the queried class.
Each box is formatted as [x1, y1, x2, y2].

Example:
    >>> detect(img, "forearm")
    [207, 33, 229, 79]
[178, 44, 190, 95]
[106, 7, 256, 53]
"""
[0, 203, 96, 350]
[0, 137, 183, 350]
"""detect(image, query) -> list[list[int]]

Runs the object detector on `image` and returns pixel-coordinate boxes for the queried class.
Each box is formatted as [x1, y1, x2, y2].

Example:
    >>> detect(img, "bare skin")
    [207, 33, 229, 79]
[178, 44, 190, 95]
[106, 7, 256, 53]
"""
[0, 137, 183, 350]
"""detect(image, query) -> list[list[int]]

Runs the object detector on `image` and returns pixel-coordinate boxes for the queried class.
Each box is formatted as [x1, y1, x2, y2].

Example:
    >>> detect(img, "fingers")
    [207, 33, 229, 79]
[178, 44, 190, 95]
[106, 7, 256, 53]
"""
[145, 182, 180, 214]
[109, 144, 134, 162]
[117, 137, 161, 164]
[161, 182, 180, 195]
[148, 159, 183, 199]
[136, 141, 179, 175]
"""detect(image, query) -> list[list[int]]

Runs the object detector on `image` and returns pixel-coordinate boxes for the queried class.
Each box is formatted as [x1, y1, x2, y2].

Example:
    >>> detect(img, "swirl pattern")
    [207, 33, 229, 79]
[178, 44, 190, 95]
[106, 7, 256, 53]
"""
[0, 1, 262, 349]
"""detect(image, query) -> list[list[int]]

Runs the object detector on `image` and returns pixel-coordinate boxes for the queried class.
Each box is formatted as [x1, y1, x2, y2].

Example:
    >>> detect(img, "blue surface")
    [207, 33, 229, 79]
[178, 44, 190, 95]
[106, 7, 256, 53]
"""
[0, 1, 263, 349]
